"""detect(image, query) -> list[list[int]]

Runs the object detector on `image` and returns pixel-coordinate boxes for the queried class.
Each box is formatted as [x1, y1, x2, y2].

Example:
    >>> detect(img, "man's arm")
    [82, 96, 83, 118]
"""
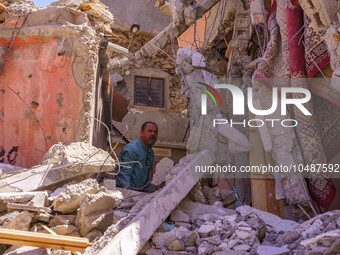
[116, 150, 137, 189]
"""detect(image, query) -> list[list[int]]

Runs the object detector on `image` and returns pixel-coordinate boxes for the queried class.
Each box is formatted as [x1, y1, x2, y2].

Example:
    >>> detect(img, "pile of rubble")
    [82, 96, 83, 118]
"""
[144, 198, 340, 255]
[0, 145, 339, 255]
[0, 142, 128, 254]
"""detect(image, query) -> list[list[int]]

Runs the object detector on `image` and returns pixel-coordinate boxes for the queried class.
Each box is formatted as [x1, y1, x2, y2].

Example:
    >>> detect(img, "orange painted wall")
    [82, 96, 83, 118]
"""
[178, 16, 207, 49]
[0, 37, 84, 167]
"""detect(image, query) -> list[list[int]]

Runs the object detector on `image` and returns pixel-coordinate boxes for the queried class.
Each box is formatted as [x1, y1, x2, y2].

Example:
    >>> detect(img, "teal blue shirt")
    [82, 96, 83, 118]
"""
[116, 138, 155, 192]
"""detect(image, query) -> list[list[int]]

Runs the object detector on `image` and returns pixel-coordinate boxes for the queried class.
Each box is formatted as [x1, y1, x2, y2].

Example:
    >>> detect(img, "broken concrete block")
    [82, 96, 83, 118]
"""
[257, 245, 290, 255]
[33, 213, 52, 223]
[235, 229, 252, 240]
[199, 213, 220, 223]
[145, 248, 164, 255]
[0, 163, 24, 172]
[197, 225, 215, 238]
[178, 200, 235, 221]
[53, 178, 100, 214]
[165, 237, 185, 251]
[300, 229, 340, 249]
[236, 206, 298, 233]
[0, 143, 115, 193]
[202, 186, 219, 205]
[85, 230, 103, 242]
[0, 192, 48, 204]
[152, 157, 174, 186]
[3, 246, 47, 255]
[86, 150, 215, 255]
[50, 224, 78, 236]
[183, 231, 199, 247]
[173, 222, 192, 230]
[1, 211, 33, 231]
[198, 242, 216, 255]
[48, 215, 76, 227]
[170, 209, 190, 223]
[76, 190, 119, 236]
[233, 244, 251, 251]
[7, 202, 51, 214]
[220, 190, 237, 207]
[189, 185, 207, 204]
[153, 226, 190, 249]
[198, 235, 221, 246]
[301, 219, 323, 239]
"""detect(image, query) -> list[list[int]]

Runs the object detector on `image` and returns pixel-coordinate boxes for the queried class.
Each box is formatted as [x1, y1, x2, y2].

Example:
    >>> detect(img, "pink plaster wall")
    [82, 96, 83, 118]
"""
[0, 37, 84, 167]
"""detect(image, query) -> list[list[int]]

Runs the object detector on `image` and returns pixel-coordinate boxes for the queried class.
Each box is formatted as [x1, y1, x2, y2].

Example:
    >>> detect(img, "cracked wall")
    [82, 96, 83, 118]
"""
[0, 7, 101, 167]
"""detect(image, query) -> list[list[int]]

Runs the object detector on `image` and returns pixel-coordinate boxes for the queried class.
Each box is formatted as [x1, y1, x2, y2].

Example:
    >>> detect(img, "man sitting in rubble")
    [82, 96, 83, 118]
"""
[116, 121, 165, 192]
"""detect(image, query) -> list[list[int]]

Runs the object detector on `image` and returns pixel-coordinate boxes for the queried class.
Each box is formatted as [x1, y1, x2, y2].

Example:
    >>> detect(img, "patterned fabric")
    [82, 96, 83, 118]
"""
[253, 0, 291, 80]
[285, 1, 335, 210]
[304, 16, 330, 78]
[314, 96, 340, 162]
[253, 0, 336, 210]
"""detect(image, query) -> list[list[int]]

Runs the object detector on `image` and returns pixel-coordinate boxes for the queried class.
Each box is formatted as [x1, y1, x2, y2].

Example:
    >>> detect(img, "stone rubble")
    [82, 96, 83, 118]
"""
[142, 188, 340, 255]
[0, 149, 338, 255]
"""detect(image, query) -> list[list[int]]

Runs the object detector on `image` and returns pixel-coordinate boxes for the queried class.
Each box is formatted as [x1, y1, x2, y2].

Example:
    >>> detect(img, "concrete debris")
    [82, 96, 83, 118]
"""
[75, 190, 120, 236]
[85, 229, 103, 242]
[5, 192, 49, 213]
[87, 150, 214, 255]
[3, 246, 48, 255]
[0, 211, 33, 231]
[0, 143, 115, 193]
[152, 157, 174, 186]
[170, 209, 190, 223]
[5, 0, 39, 16]
[7, 203, 51, 214]
[33, 213, 52, 223]
[0, 148, 338, 255]
[257, 245, 289, 255]
[144, 201, 340, 255]
[178, 200, 235, 221]
[236, 205, 299, 233]
[0, 192, 48, 204]
[48, 215, 77, 227]
[50, 224, 78, 236]
[53, 178, 100, 214]
[0, 163, 24, 174]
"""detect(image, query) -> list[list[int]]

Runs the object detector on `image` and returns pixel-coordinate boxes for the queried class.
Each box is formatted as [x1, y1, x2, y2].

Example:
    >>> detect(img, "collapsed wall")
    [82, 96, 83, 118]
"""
[0, 6, 101, 167]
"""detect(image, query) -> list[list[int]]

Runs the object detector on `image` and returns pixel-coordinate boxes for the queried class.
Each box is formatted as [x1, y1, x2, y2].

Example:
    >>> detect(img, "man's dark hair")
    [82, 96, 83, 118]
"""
[141, 121, 158, 131]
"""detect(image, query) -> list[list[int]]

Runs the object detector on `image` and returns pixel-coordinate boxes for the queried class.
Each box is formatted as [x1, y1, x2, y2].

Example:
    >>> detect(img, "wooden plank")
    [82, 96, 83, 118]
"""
[0, 228, 91, 252]
[0, 239, 85, 252]
[249, 127, 284, 218]
[0, 3, 6, 10]
[38, 224, 82, 255]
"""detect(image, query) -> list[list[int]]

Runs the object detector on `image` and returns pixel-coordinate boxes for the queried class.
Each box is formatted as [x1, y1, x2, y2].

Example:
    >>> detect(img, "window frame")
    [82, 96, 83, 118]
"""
[133, 75, 166, 108]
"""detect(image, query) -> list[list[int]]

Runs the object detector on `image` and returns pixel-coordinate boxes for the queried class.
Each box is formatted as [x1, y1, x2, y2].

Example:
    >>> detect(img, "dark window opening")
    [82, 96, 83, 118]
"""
[134, 76, 165, 107]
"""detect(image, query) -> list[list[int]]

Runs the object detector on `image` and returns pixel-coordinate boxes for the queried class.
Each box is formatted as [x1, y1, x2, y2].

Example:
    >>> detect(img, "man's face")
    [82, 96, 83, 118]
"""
[140, 123, 158, 147]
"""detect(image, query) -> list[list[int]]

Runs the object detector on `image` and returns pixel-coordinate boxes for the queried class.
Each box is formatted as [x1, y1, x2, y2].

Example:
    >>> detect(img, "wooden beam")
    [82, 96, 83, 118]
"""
[249, 127, 284, 218]
[0, 3, 6, 11]
[0, 228, 91, 252]
[89, 150, 215, 255]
